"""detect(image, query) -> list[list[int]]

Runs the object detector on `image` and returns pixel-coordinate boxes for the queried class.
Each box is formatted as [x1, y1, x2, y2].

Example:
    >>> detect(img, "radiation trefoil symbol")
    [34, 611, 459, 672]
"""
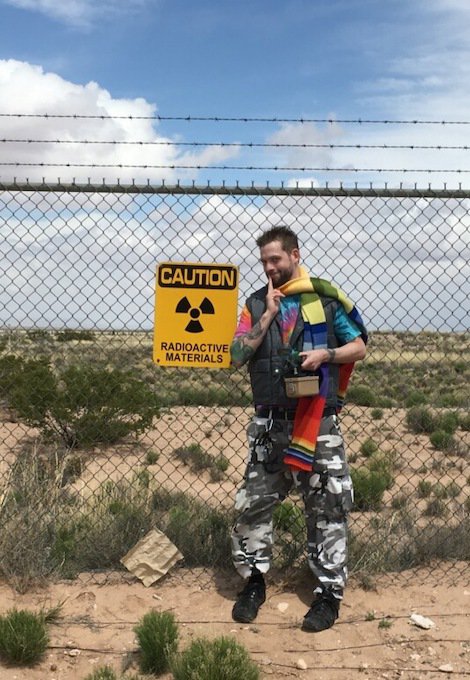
[175, 296, 215, 333]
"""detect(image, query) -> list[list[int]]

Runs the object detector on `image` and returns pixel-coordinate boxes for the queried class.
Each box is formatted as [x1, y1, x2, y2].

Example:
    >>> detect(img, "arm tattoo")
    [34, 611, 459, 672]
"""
[230, 321, 263, 367]
[245, 321, 263, 340]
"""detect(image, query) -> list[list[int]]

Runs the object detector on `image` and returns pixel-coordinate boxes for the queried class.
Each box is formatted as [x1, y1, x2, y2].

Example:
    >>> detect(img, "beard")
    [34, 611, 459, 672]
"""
[270, 266, 296, 288]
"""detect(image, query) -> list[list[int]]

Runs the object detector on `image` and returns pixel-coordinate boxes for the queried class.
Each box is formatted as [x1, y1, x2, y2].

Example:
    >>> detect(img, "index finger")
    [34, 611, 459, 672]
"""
[267, 276, 273, 291]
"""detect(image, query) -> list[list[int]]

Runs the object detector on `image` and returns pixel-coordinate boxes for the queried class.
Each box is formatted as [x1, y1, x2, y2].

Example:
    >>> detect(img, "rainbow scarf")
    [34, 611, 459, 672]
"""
[280, 268, 367, 472]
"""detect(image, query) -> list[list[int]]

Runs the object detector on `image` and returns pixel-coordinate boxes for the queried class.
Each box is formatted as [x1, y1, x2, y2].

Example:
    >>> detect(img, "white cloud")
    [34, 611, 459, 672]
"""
[0, 59, 239, 184]
[2, 0, 153, 28]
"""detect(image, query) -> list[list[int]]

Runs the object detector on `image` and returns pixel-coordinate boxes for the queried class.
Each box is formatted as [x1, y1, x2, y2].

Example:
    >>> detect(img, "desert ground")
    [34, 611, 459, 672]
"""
[0, 565, 469, 679]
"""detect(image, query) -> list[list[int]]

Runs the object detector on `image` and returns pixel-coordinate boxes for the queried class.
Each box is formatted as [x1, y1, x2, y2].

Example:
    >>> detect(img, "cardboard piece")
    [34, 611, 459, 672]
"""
[120, 528, 183, 587]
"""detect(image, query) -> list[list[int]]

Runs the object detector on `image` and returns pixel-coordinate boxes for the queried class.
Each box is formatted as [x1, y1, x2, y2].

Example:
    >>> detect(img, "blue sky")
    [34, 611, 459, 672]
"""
[0, 1, 469, 332]
[1, 0, 470, 187]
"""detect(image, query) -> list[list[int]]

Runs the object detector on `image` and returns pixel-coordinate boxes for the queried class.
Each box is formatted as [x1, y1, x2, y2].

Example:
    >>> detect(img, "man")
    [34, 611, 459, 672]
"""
[230, 226, 367, 632]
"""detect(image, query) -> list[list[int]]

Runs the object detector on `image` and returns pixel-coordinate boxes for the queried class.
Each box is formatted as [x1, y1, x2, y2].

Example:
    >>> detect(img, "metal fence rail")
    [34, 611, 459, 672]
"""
[0, 181, 468, 590]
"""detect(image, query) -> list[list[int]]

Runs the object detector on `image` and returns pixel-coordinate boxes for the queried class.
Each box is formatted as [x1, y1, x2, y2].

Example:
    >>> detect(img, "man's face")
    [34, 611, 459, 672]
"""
[259, 240, 300, 287]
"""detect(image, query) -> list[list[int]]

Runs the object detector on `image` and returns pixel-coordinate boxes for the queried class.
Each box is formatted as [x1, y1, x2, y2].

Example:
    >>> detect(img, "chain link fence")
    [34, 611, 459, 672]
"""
[0, 182, 468, 590]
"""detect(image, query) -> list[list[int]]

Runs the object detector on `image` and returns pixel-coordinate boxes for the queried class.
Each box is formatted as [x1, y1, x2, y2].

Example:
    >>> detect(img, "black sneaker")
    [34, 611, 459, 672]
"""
[232, 579, 266, 623]
[302, 591, 340, 632]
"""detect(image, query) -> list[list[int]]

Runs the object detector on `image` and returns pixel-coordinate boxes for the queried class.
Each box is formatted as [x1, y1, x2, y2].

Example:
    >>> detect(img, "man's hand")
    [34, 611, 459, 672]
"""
[265, 276, 284, 317]
[299, 349, 328, 372]
[299, 337, 366, 371]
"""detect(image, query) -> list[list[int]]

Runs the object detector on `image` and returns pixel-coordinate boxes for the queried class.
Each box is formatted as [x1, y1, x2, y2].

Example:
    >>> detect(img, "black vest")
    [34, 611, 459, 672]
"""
[246, 286, 340, 408]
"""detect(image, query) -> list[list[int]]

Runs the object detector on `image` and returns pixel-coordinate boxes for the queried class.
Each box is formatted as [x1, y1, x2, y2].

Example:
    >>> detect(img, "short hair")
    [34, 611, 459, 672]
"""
[256, 226, 299, 253]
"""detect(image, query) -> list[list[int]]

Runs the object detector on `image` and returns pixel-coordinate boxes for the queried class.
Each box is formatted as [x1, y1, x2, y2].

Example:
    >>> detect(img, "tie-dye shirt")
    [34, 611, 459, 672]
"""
[234, 294, 300, 346]
[234, 295, 360, 345]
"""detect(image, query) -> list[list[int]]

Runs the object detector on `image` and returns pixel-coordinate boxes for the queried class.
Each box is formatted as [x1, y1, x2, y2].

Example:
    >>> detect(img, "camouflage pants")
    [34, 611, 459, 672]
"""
[231, 413, 353, 595]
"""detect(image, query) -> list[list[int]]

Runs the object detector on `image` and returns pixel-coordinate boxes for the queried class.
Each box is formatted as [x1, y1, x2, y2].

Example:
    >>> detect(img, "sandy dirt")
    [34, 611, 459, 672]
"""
[0, 566, 469, 679]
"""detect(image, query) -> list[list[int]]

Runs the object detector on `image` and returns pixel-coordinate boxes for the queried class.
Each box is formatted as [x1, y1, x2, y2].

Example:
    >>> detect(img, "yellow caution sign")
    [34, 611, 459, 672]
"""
[153, 262, 239, 368]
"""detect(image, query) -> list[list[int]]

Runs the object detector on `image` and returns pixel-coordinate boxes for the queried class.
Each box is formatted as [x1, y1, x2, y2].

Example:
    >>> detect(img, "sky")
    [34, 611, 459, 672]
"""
[0, 0, 469, 333]
[1, 0, 470, 187]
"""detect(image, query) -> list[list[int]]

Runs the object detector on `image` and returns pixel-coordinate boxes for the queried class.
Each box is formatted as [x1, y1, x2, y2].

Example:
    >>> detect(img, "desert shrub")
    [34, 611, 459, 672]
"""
[273, 500, 305, 534]
[174, 444, 228, 482]
[214, 453, 229, 473]
[438, 411, 459, 434]
[433, 482, 448, 499]
[152, 490, 234, 568]
[424, 498, 448, 517]
[429, 430, 456, 451]
[0, 354, 27, 400]
[171, 636, 259, 680]
[378, 397, 395, 408]
[68, 477, 154, 573]
[134, 611, 179, 675]
[346, 384, 376, 407]
[459, 413, 470, 431]
[174, 443, 212, 471]
[446, 481, 461, 498]
[145, 450, 160, 465]
[0, 609, 49, 665]
[9, 361, 159, 448]
[0, 443, 76, 589]
[367, 452, 395, 490]
[406, 406, 437, 434]
[272, 501, 306, 567]
[55, 329, 95, 342]
[84, 668, 144, 680]
[351, 461, 391, 511]
[417, 480, 433, 498]
[360, 438, 379, 457]
[84, 668, 119, 680]
[405, 390, 428, 407]
[391, 492, 410, 510]
[370, 408, 384, 420]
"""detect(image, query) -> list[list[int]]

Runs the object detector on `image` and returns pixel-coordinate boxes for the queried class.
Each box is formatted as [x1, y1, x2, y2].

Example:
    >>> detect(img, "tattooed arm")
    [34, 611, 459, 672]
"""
[230, 278, 283, 368]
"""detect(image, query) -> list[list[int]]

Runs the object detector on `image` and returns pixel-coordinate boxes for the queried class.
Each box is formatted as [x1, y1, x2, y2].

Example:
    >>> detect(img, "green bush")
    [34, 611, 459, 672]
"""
[174, 444, 228, 482]
[417, 480, 433, 498]
[438, 411, 459, 434]
[84, 666, 144, 680]
[351, 466, 389, 511]
[145, 450, 160, 465]
[405, 390, 428, 407]
[360, 438, 379, 457]
[84, 668, 118, 680]
[0, 354, 26, 400]
[429, 430, 456, 451]
[370, 408, 384, 420]
[162, 501, 234, 568]
[273, 501, 305, 534]
[9, 361, 159, 448]
[0, 609, 49, 665]
[346, 385, 376, 407]
[134, 610, 179, 675]
[172, 636, 259, 680]
[406, 406, 437, 434]
[459, 413, 470, 431]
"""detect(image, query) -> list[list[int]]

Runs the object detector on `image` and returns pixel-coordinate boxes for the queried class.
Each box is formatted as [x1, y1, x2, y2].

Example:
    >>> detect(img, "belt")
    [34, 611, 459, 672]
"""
[255, 405, 337, 420]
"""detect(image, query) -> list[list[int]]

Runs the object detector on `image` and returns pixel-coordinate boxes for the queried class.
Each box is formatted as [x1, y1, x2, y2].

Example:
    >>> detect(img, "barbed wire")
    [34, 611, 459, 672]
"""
[2, 112, 470, 125]
[1, 137, 470, 151]
[2, 161, 470, 173]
